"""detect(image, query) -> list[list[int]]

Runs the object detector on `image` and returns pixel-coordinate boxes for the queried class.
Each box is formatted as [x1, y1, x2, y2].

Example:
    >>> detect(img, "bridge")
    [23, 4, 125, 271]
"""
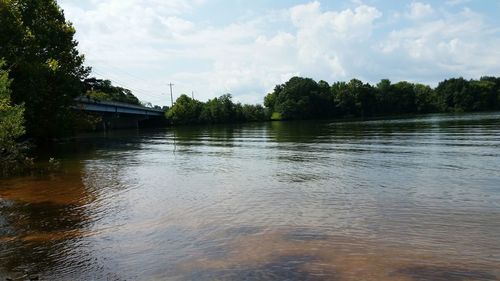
[74, 97, 166, 130]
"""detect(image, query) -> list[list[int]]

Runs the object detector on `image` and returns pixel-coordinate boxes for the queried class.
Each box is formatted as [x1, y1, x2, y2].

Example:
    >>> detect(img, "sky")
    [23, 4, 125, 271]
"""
[58, 0, 500, 106]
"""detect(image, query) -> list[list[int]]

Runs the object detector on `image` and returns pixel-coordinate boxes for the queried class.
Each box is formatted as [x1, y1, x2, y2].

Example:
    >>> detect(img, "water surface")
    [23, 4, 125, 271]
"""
[1, 113, 500, 280]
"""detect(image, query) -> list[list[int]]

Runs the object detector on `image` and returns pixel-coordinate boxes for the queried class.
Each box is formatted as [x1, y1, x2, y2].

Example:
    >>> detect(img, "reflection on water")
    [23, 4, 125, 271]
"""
[1, 112, 500, 280]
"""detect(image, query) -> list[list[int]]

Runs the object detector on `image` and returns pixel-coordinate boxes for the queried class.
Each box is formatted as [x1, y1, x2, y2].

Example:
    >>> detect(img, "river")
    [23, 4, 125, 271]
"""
[1, 112, 499, 280]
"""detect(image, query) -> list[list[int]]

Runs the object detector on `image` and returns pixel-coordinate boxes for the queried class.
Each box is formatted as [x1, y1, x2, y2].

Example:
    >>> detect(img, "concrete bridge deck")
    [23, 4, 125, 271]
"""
[73, 97, 166, 130]
[74, 97, 164, 116]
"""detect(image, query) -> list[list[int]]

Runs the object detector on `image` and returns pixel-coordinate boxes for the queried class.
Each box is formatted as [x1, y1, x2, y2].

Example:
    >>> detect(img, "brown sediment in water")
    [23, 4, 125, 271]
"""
[0, 230, 88, 243]
[179, 229, 499, 281]
[0, 173, 94, 206]
[0, 174, 95, 247]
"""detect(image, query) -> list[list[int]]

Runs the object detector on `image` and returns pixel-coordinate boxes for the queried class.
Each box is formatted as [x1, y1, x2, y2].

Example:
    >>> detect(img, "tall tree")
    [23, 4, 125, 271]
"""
[84, 78, 140, 105]
[0, 0, 90, 140]
[392, 81, 417, 114]
[0, 60, 26, 175]
[273, 77, 320, 120]
[332, 81, 354, 116]
[414, 83, 437, 113]
[435, 78, 470, 112]
[166, 94, 204, 125]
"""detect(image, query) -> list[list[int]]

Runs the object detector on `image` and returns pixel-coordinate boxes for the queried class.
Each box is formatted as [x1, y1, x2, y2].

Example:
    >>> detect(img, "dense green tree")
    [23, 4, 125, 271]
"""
[200, 94, 236, 123]
[392, 81, 417, 114]
[165, 74, 500, 126]
[166, 94, 204, 125]
[350, 79, 377, 116]
[470, 79, 498, 111]
[314, 80, 335, 117]
[0, 61, 24, 148]
[332, 79, 377, 117]
[435, 78, 470, 112]
[267, 75, 499, 123]
[241, 104, 267, 122]
[270, 77, 322, 119]
[0, 0, 90, 140]
[375, 79, 393, 114]
[0, 60, 28, 176]
[375, 79, 417, 114]
[264, 85, 282, 120]
[332, 81, 354, 116]
[84, 78, 140, 105]
[414, 83, 437, 113]
[264, 87, 280, 110]
[166, 93, 268, 125]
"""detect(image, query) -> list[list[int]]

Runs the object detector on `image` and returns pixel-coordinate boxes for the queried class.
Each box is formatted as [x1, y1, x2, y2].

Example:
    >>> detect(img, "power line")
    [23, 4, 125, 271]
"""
[93, 64, 191, 98]
[90, 73, 168, 107]
[93, 64, 157, 87]
[93, 63, 150, 83]
[88, 67, 198, 107]
[91, 70, 163, 100]
[92, 70, 157, 95]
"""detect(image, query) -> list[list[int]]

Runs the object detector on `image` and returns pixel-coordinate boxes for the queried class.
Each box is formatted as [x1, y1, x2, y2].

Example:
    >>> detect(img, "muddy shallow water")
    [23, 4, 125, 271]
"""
[1, 113, 499, 280]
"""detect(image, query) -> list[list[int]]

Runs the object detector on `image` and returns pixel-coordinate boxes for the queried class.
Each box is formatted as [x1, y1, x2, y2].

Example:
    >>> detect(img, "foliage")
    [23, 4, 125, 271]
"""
[0, 60, 31, 177]
[333, 79, 376, 117]
[435, 77, 500, 112]
[84, 78, 140, 105]
[167, 75, 500, 126]
[263, 76, 500, 121]
[73, 111, 102, 131]
[0, 62, 24, 143]
[414, 83, 437, 113]
[166, 94, 268, 125]
[270, 112, 282, 120]
[241, 104, 267, 122]
[0, 0, 90, 140]
[166, 94, 204, 125]
[271, 77, 332, 120]
[200, 94, 236, 123]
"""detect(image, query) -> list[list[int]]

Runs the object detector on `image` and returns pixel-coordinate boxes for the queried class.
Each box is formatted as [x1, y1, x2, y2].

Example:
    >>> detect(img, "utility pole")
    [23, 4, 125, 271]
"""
[192, 91, 194, 99]
[168, 83, 174, 107]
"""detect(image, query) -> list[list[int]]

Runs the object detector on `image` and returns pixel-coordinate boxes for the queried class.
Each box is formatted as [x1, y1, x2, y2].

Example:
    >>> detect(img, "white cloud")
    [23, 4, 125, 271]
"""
[59, 1, 500, 105]
[408, 2, 434, 19]
[160, 17, 195, 33]
[380, 8, 500, 82]
[445, 0, 472, 6]
[289, 2, 382, 80]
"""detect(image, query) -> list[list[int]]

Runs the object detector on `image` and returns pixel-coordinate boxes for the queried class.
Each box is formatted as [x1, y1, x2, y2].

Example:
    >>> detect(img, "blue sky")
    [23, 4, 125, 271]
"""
[58, 0, 500, 106]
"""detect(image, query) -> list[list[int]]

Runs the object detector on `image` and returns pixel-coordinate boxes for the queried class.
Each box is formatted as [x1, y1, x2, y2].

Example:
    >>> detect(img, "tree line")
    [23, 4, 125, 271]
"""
[166, 76, 500, 124]
[264, 76, 500, 120]
[83, 78, 141, 105]
[166, 94, 267, 125]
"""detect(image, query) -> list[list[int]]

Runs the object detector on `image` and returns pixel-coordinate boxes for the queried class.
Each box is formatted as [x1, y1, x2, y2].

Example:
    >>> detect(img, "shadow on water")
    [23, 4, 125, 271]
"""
[284, 229, 330, 242]
[267, 121, 330, 143]
[222, 226, 262, 237]
[392, 265, 498, 281]
[184, 255, 333, 281]
[177, 228, 499, 281]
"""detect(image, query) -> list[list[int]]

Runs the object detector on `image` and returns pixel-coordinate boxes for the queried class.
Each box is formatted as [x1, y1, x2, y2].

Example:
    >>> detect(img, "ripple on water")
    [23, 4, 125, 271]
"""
[1, 113, 500, 280]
